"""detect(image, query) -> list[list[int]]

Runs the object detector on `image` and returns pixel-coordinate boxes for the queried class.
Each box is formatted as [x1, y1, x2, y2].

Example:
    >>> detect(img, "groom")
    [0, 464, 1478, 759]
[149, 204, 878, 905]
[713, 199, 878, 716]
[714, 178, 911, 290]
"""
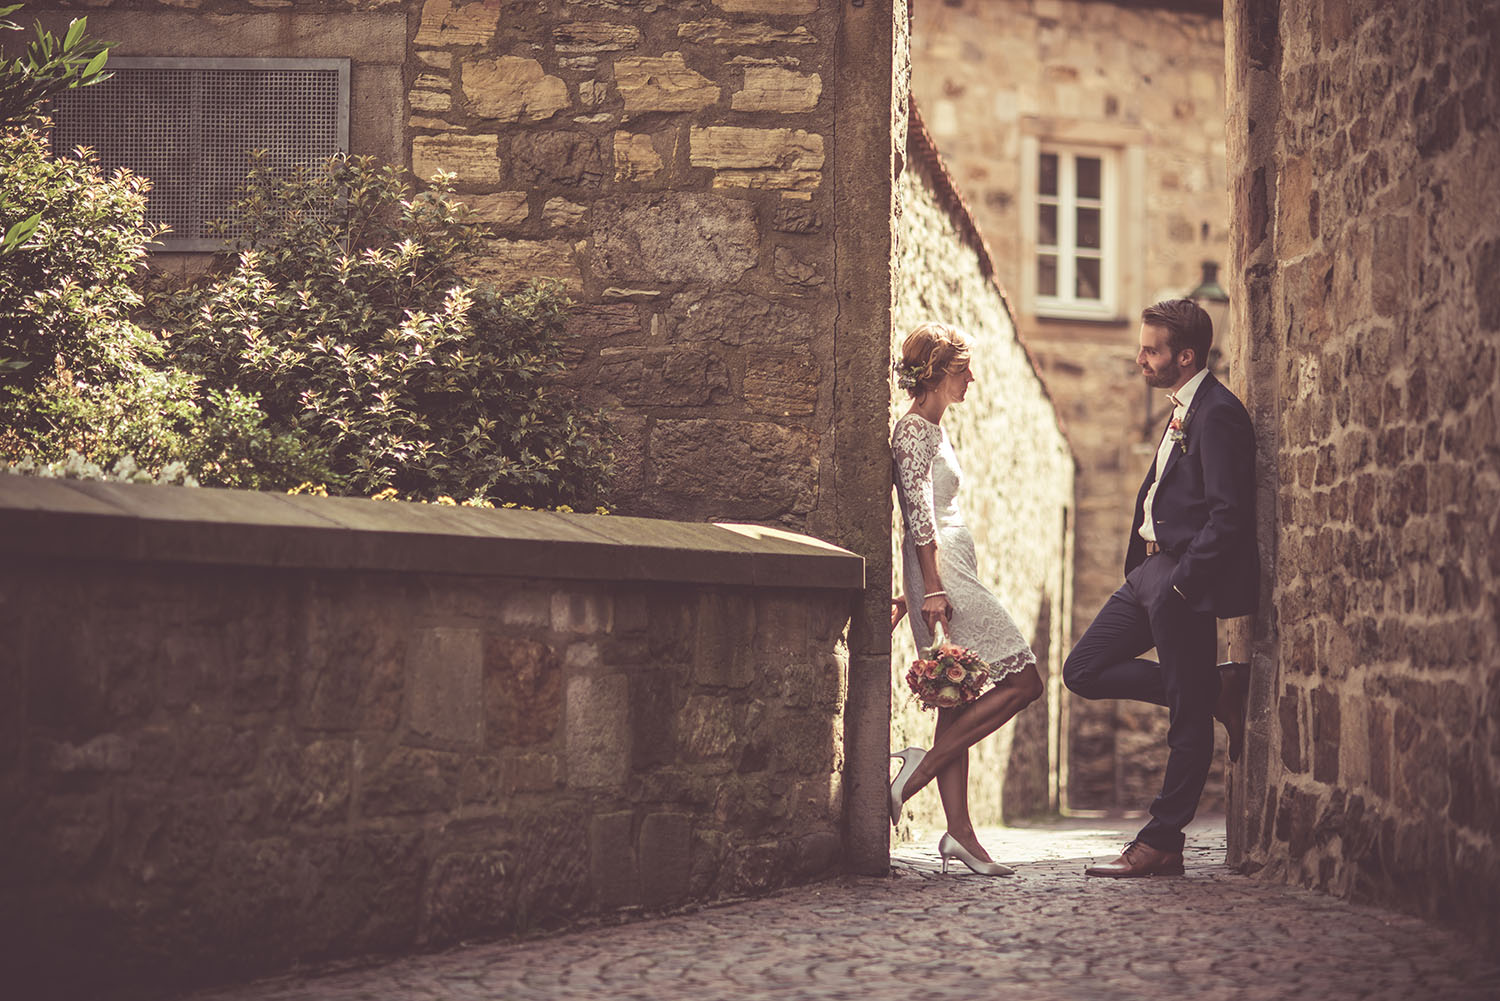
[1064, 298, 1258, 877]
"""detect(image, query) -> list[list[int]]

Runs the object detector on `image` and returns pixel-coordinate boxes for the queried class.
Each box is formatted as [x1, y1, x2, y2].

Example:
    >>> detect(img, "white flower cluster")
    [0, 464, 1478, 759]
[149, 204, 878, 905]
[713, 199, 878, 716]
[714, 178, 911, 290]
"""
[2, 451, 199, 487]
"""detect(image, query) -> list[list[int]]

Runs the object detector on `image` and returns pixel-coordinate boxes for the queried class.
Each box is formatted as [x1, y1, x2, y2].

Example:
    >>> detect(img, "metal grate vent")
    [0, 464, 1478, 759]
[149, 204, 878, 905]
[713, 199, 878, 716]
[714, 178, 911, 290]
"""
[52, 57, 350, 251]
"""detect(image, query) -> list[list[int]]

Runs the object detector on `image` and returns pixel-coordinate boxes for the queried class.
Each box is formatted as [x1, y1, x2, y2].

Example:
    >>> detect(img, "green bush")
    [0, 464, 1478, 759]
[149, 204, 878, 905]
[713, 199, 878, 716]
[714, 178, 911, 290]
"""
[1, 68, 611, 509]
[0, 126, 314, 483]
[0, 125, 208, 472]
[0, 126, 157, 391]
[0, 7, 232, 476]
[145, 154, 615, 508]
[1, 4, 112, 264]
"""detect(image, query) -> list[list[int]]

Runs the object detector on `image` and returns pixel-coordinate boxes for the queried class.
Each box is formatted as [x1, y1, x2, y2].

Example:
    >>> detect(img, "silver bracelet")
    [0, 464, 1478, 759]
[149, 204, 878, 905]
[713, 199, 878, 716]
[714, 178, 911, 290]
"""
[923, 590, 946, 598]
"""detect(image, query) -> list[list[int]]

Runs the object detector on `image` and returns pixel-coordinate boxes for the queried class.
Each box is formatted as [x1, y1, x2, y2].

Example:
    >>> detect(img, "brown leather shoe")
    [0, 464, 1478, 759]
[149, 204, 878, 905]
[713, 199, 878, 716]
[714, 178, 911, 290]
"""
[1215, 661, 1250, 763]
[1084, 841, 1185, 878]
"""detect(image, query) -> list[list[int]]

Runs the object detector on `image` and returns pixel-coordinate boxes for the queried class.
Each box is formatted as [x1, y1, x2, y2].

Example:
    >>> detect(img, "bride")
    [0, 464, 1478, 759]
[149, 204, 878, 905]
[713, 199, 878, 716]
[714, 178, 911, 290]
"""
[889, 321, 1044, 876]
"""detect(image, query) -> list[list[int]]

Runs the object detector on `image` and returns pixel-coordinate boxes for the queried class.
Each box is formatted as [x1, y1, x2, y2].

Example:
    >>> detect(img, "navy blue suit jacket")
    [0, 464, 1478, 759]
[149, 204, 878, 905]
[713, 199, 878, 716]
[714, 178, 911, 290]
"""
[1126, 370, 1259, 619]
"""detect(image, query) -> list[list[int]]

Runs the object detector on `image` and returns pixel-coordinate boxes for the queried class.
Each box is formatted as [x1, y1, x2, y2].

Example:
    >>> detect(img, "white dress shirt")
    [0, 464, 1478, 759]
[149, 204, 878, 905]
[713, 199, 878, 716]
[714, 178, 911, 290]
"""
[1139, 366, 1210, 544]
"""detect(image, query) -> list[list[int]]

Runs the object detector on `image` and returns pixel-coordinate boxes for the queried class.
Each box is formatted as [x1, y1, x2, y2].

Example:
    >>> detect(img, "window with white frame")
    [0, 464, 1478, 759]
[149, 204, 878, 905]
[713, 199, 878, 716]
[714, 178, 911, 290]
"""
[1034, 146, 1117, 318]
[51, 57, 349, 251]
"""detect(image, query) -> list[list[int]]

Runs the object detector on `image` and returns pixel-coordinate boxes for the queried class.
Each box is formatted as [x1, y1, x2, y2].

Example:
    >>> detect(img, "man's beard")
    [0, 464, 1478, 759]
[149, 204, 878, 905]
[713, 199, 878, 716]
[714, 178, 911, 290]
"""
[1142, 358, 1180, 389]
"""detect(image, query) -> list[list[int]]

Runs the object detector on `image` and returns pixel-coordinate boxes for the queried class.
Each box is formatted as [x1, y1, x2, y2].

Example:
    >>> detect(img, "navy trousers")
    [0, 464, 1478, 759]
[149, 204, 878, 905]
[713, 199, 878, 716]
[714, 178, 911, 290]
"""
[1063, 552, 1219, 854]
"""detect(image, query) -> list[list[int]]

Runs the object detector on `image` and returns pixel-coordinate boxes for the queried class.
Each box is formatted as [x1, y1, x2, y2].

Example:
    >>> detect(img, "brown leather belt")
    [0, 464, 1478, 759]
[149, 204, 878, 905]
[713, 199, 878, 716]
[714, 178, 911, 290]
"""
[1145, 541, 1162, 556]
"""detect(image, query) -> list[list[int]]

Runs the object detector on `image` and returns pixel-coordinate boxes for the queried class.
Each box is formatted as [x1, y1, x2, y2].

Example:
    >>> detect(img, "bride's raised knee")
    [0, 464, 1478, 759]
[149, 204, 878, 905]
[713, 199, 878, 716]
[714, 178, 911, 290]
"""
[1012, 664, 1045, 705]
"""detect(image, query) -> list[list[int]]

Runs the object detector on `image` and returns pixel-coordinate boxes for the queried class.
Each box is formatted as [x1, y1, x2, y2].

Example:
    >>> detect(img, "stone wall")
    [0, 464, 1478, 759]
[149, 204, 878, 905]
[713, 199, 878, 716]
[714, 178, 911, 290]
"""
[0, 478, 864, 999]
[447, 0, 846, 531]
[910, 0, 1232, 816]
[1225, 0, 1500, 952]
[889, 105, 1076, 830]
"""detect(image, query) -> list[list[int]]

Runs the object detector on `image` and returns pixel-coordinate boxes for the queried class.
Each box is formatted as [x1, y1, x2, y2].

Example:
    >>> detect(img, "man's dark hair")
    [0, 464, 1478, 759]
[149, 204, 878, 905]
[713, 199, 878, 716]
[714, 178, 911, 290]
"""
[1141, 298, 1212, 372]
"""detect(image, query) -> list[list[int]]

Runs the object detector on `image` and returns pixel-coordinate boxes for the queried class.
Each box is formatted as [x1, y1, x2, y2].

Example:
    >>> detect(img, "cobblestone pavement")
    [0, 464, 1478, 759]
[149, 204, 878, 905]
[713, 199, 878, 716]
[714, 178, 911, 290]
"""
[190, 815, 1500, 1001]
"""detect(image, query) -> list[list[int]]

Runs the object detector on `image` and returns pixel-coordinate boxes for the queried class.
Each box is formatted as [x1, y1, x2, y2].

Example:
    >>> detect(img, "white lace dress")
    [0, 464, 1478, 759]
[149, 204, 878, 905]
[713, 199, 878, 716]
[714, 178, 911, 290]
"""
[893, 412, 1035, 683]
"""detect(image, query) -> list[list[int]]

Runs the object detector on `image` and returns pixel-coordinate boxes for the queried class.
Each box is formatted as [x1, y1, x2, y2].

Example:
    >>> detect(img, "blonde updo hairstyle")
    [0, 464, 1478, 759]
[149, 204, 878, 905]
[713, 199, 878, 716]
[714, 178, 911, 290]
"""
[898, 322, 970, 398]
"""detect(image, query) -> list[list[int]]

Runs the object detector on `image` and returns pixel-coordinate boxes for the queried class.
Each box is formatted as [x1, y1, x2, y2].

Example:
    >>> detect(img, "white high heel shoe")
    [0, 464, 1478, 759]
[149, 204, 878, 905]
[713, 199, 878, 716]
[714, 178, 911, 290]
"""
[938, 832, 1015, 876]
[888, 747, 927, 825]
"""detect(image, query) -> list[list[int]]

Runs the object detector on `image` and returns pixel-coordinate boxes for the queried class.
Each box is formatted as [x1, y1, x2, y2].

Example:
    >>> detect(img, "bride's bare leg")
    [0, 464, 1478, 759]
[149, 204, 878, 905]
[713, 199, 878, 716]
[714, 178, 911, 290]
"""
[932, 723, 969, 824]
[932, 709, 988, 858]
[902, 664, 1044, 807]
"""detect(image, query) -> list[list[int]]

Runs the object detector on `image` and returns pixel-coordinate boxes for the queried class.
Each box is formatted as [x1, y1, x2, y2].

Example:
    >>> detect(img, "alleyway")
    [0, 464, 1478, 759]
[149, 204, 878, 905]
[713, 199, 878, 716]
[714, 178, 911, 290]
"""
[189, 816, 1500, 1001]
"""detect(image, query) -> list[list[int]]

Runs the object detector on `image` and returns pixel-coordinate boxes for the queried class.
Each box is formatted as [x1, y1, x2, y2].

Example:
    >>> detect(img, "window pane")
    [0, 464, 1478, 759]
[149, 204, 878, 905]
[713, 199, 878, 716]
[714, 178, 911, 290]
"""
[1039, 204, 1058, 246]
[1076, 156, 1101, 199]
[1039, 153, 1058, 197]
[1076, 256, 1101, 300]
[1038, 254, 1058, 297]
[1076, 206, 1100, 249]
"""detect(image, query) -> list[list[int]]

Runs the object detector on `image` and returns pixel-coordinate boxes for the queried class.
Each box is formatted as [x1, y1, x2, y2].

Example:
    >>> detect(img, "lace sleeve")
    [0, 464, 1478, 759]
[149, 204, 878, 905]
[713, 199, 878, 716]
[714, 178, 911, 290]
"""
[892, 416, 941, 547]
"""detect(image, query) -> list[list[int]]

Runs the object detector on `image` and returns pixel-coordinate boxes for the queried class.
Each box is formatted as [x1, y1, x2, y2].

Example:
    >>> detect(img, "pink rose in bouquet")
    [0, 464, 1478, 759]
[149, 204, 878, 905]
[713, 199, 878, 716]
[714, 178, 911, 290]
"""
[904, 624, 991, 711]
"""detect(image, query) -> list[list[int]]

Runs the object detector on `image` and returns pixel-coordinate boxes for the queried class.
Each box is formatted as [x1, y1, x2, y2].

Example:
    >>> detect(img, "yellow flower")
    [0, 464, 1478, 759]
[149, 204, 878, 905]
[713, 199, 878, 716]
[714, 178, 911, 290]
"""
[287, 482, 329, 497]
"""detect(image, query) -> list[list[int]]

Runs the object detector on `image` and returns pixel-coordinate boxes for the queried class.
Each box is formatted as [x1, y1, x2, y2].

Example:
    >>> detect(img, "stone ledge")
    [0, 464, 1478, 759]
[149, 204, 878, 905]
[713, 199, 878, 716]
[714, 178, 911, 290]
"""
[0, 477, 864, 589]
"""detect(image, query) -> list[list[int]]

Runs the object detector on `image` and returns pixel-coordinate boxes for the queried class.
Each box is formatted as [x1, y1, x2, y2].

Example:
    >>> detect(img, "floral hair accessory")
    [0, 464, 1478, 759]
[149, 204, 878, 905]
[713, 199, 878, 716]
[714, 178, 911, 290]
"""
[894, 359, 926, 392]
[904, 621, 990, 710]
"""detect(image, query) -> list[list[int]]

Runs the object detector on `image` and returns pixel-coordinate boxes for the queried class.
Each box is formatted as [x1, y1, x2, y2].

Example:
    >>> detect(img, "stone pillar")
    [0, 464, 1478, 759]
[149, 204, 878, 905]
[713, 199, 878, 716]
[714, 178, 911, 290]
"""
[832, 0, 907, 876]
[1223, 0, 1283, 866]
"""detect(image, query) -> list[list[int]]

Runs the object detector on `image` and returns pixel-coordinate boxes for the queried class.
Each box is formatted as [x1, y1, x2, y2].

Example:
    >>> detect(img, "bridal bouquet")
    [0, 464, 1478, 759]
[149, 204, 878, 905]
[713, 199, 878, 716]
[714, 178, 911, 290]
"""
[905, 624, 990, 710]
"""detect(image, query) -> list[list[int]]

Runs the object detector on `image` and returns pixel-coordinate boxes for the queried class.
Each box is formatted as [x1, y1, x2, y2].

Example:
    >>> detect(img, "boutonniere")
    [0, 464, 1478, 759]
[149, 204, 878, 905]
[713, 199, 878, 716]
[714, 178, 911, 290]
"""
[1168, 413, 1189, 453]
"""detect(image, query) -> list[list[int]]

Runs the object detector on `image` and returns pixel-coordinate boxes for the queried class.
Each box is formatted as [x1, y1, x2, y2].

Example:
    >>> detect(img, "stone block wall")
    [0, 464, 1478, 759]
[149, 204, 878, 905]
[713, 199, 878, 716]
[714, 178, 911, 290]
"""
[909, 0, 1233, 815]
[30, 0, 883, 534]
[433, 0, 846, 529]
[888, 106, 1076, 830]
[0, 479, 863, 999]
[1226, 0, 1500, 951]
